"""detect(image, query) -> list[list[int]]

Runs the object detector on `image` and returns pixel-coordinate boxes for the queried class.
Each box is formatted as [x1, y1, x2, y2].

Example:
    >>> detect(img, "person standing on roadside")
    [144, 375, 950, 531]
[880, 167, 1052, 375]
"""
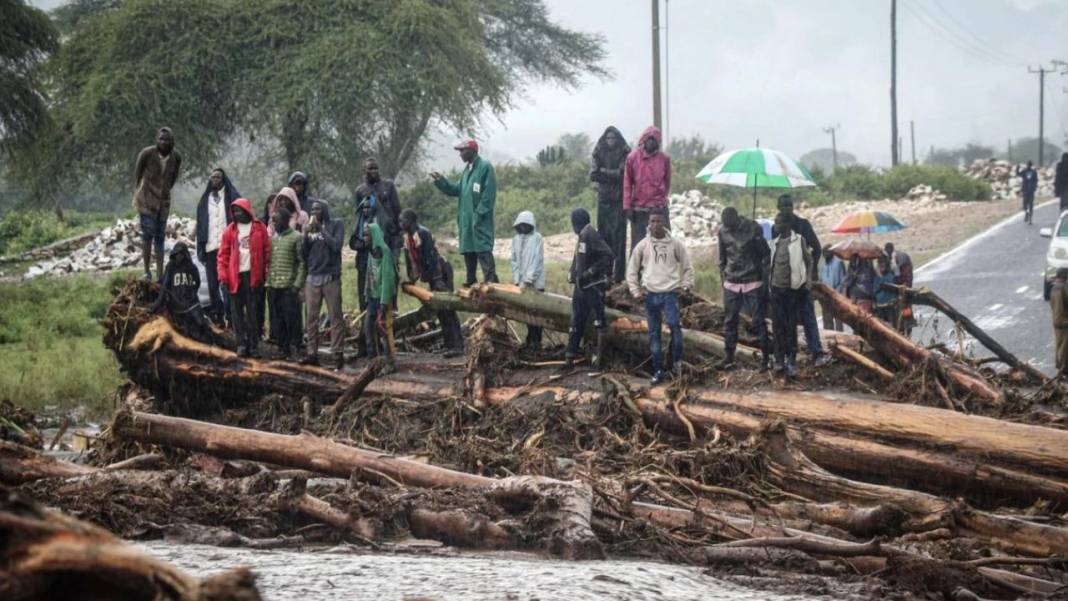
[431, 140, 498, 286]
[1050, 268, 1068, 377]
[623, 126, 672, 251]
[768, 214, 811, 378]
[400, 208, 463, 352]
[266, 207, 306, 361]
[133, 127, 181, 281]
[717, 206, 770, 370]
[818, 246, 846, 331]
[195, 167, 239, 325]
[1055, 153, 1068, 214]
[1017, 160, 1038, 225]
[776, 194, 830, 367]
[510, 210, 546, 351]
[217, 199, 269, 358]
[627, 210, 694, 385]
[300, 200, 345, 370]
[565, 208, 615, 374]
[591, 126, 630, 282]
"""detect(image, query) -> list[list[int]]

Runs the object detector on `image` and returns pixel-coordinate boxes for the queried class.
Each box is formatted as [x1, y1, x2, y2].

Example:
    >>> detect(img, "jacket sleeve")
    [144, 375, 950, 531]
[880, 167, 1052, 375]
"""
[475, 164, 496, 216]
[262, 227, 271, 281]
[530, 236, 544, 287]
[168, 152, 182, 193]
[717, 232, 727, 274]
[622, 154, 635, 211]
[133, 149, 149, 189]
[588, 231, 614, 277]
[322, 221, 344, 253]
[802, 221, 821, 273]
[217, 230, 231, 289]
[434, 175, 461, 197]
[149, 263, 175, 312]
[677, 241, 695, 290]
[195, 197, 207, 259]
[664, 155, 672, 197]
[294, 238, 307, 290]
[626, 241, 643, 297]
[386, 183, 402, 237]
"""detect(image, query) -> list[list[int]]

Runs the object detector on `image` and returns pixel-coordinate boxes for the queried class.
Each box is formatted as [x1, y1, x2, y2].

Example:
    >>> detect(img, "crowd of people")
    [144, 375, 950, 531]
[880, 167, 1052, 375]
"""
[137, 125, 913, 385]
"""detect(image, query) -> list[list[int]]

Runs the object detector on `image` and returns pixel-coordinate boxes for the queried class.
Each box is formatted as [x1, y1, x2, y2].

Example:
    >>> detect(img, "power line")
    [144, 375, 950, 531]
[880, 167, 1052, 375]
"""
[913, 0, 1021, 66]
[927, 0, 1028, 66]
[899, 0, 1016, 68]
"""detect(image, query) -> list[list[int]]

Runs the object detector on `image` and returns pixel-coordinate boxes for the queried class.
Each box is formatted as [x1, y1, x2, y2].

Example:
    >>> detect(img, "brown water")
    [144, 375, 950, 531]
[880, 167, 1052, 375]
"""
[142, 542, 824, 600]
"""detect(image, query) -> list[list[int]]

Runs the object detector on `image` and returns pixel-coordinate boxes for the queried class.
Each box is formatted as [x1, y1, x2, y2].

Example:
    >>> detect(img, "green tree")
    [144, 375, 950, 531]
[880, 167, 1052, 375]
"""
[665, 134, 720, 164]
[0, 0, 59, 156]
[557, 132, 592, 161]
[924, 143, 995, 167]
[536, 144, 567, 167]
[1001, 137, 1063, 167]
[799, 148, 857, 172]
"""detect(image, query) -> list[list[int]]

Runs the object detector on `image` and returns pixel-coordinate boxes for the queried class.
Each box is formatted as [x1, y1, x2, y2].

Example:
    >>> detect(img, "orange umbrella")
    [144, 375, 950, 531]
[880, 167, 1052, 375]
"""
[829, 238, 883, 260]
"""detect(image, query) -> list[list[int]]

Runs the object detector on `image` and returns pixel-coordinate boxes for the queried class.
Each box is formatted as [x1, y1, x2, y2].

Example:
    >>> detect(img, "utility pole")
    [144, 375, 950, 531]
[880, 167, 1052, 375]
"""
[1008, 138, 1013, 163]
[822, 124, 840, 171]
[909, 120, 916, 165]
[1028, 65, 1047, 166]
[651, 0, 662, 130]
[890, 0, 899, 166]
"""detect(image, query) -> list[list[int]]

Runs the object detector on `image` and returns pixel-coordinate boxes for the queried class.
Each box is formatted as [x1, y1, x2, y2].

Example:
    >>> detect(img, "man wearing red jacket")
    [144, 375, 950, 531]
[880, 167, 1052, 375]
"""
[217, 198, 270, 357]
[623, 125, 672, 253]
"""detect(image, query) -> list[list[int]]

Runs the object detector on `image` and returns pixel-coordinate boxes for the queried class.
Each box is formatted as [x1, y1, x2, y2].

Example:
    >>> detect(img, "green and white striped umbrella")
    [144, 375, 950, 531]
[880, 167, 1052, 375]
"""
[696, 147, 816, 218]
[696, 147, 816, 188]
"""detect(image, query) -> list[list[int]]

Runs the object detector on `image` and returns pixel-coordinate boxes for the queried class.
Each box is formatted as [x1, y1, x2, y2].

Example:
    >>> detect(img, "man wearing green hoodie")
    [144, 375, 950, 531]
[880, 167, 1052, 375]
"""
[364, 222, 397, 371]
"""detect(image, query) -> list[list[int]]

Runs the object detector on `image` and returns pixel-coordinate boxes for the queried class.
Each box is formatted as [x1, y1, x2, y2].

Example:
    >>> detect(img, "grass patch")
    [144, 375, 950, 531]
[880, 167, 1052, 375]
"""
[0, 271, 130, 416]
[0, 210, 122, 256]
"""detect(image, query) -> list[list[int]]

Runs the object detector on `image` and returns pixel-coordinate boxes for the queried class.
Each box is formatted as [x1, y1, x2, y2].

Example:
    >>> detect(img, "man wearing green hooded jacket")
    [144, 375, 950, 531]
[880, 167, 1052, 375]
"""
[431, 139, 498, 286]
[363, 222, 397, 372]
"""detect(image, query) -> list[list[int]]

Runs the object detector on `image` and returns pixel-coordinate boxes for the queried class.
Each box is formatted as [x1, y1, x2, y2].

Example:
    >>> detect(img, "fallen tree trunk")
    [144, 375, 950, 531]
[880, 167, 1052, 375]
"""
[810, 282, 1002, 404]
[0, 440, 94, 485]
[403, 283, 762, 363]
[881, 282, 1048, 383]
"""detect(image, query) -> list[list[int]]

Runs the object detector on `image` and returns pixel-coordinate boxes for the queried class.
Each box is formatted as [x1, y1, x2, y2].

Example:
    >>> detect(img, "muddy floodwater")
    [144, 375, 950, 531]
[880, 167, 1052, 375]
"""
[142, 542, 825, 600]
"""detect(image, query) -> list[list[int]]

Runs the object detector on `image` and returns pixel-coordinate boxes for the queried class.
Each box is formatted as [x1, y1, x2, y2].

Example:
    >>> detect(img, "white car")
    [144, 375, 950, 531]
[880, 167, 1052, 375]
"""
[1041, 210, 1068, 299]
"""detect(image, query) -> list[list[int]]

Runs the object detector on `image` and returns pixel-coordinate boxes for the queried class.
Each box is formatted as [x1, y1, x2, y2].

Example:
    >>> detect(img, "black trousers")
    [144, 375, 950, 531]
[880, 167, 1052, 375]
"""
[629, 207, 671, 251]
[255, 286, 267, 340]
[771, 286, 802, 363]
[230, 273, 261, 349]
[567, 285, 606, 356]
[723, 284, 769, 357]
[463, 251, 498, 285]
[268, 288, 302, 352]
[202, 250, 225, 320]
[430, 259, 464, 350]
[597, 202, 627, 283]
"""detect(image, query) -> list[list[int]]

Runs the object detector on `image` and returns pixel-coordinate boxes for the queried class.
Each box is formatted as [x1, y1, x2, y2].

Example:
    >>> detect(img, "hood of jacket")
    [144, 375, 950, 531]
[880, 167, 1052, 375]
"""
[310, 198, 332, 223]
[288, 171, 308, 188]
[230, 198, 257, 222]
[368, 222, 389, 254]
[592, 126, 630, 161]
[170, 240, 190, 259]
[276, 186, 301, 211]
[201, 171, 239, 200]
[513, 210, 537, 230]
[570, 208, 591, 234]
[638, 126, 663, 154]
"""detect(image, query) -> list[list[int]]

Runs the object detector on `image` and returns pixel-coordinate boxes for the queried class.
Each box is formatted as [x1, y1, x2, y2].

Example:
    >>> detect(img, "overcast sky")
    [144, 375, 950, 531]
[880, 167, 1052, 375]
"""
[32, 0, 1068, 168]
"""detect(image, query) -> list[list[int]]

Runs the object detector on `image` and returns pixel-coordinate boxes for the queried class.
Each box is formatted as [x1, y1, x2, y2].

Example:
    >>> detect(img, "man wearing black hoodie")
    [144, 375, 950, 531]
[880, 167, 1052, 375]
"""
[565, 208, 615, 373]
[195, 168, 240, 324]
[151, 241, 215, 344]
[301, 199, 346, 369]
[591, 126, 630, 283]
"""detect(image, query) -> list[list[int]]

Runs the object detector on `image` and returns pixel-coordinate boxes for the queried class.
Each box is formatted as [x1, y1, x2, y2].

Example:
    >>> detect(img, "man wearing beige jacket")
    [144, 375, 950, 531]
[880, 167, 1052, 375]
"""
[626, 210, 694, 385]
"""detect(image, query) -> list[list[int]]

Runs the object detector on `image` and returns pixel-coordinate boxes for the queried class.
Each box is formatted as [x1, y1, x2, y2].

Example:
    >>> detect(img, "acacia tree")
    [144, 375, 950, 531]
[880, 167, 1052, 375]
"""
[0, 0, 59, 156]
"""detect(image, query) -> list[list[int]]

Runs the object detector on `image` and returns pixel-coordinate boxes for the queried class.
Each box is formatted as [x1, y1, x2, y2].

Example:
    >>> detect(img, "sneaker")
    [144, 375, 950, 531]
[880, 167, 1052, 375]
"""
[772, 360, 785, 373]
[650, 370, 667, 386]
[785, 359, 798, 378]
[299, 355, 319, 366]
[813, 353, 832, 368]
[760, 354, 772, 371]
[715, 357, 735, 371]
[334, 354, 345, 371]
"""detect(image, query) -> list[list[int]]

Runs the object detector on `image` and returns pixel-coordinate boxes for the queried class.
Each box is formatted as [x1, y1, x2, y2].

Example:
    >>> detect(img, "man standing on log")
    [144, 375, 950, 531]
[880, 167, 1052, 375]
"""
[623, 126, 672, 251]
[628, 209, 694, 385]
[1050, 268, 1068, 377]
[300, 200, 345, 370]
[400, 208, 463, 352]
[431, 140, 498, 286]
[133, 127, 181, 282]
[565, 208, 614, 374]
[777, 194, 830, 368]
[590, 126, 630, 283]
[267, 207, 306, 361]
[217, 199, 269, 358]
[717, 206, 770, 370]
[1017, 160, 1038, 225]
[195, 168, 239, 325]
[768, 214, 811, 378]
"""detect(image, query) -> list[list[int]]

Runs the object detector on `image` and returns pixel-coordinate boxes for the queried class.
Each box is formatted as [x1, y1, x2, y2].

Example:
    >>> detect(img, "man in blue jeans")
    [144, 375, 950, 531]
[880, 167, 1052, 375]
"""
[626, 210, 695, 385]
[776, 194, 831, 368]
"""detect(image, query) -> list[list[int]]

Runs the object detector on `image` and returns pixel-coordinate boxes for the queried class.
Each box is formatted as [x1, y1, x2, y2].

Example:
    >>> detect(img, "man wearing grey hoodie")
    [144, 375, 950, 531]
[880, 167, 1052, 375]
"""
[511, 210, 545, 351]
[300, 199, 346, 369]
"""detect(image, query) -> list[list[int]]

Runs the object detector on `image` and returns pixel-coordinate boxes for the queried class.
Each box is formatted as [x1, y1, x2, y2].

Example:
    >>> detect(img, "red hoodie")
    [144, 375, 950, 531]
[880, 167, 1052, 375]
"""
[623, 126, 672, 211]
[217, 198, 270, 293]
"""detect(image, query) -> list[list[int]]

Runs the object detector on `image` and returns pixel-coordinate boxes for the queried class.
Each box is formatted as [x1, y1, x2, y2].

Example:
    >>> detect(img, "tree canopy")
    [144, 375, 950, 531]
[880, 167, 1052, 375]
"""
[799, 148, 857, 172]
[13, 0, 607, 208]
[0, 0, 59, 156]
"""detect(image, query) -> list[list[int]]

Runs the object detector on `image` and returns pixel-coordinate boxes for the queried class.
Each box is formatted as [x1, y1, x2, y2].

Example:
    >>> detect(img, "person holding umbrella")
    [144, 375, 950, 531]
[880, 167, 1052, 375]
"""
[777, 194, 830, 368]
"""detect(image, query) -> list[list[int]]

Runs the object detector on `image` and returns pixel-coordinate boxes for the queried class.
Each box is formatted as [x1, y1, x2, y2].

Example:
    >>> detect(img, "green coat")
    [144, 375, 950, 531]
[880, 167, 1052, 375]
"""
[267, 228, 306, 290]
[366, 223, 396, 305]
[434, 156, 496, 253]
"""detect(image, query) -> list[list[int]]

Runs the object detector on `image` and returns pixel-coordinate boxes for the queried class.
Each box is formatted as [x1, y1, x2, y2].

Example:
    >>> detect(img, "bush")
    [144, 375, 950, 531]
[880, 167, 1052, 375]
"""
[0, 210, 118, 256]
[821, 164, 990, 201]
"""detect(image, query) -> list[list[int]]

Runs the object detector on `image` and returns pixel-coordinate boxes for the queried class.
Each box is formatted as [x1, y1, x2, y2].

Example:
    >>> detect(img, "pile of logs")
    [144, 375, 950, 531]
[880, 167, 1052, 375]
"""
[5, 277, 1067, 598]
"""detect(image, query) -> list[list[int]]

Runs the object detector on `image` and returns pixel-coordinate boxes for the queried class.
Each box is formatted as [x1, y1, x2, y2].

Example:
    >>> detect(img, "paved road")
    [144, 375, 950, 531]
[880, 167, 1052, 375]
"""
[912, 199, 1059, 375]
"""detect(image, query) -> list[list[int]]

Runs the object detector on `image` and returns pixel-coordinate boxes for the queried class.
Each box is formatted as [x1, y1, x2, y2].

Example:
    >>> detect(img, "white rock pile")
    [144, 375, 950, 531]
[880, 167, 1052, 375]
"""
[23, 217, 196, 279]
[904, 184, 947, 202]
[963, 159, 1053, 201]
[668, 189, 725, 248]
